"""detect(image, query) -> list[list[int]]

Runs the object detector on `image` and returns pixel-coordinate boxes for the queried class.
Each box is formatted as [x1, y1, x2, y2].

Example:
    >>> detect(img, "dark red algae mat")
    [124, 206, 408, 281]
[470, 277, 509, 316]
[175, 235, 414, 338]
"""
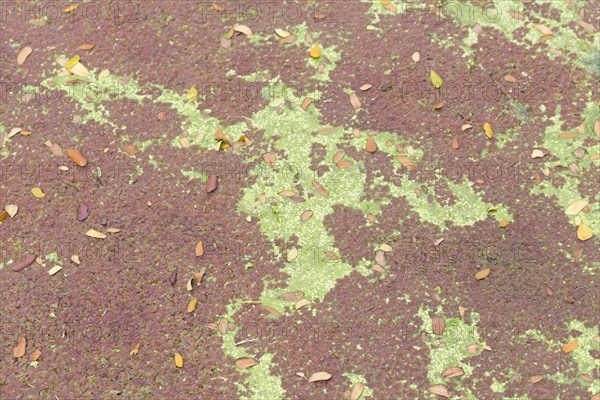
[1, 1, 599, 399]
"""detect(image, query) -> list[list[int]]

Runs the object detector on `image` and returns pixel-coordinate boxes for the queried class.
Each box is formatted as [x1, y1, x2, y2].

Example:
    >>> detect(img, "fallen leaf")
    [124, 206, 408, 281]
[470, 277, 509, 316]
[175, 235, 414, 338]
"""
[483, 122, 493, 139]
[396, 156, 415, 170]
[287, 247, 299, 262]
[530, 375, 544, 384]
[48, 265, 62, 276]
[578, 20, 597, 32]
[577, 222, 593, 241]
[467, 344, 479, 354]
[185, 87, 199, 102]
[301, 210, 314, 221]
[17, 46, 33, 65]
[312, 179, 329, 196]
[31, 187, 45, 198]
[531, 149, 544, 158]
[8, 127, 22, 137]
[451, 137, 459, 149]
[206, 174, 218, 192]
[461, 124, 472, 131]
[235, 358, 258, 369]
[130, 343, 140, 356]
[504, 74, 517, 83]
[295, 299, 311, 309]
[195, 241, 204, 257]
[224, 28, 234, 39]
[351, 382, 365, 400]
[442, 366, 464, 379]
[174, 353, 184, 368]
[64, 3, 79, 13]
[359, 84, 372, 91]
[430, 70, 444, 89]
[309, 46, 321, 59]
[31, 349, 41, 361]
[280, 190, 296, 197]
[9, 254, 36, 272]
[337, 160, 353, 169]
[566, 200, 588, 215]
[218, 318, 229, 334]
[308, 372, 331, 382]
[71, 255, 81, 265]
[428, 384, 451, 398]
[194, 268, 206, 284]
[187, 297, 198, 313]
[279, 291, 304, 302]
[534, 23, 552, 35]
[475, 268, 491, 280]
[65, 55, 80, 70]
[301, 97, 313, 110]
[77, 44, 95, 50]
[380, 244, 393, 252]
[5, 205, 18, 218]
[432, 317, 445, 335]
[563, 339, 579, 353]
[499, 219, 509, 228]
[66, 149, 87, 167]
[411, 52, 420, 62]
[234, 24, 253, 36]
[366, 137, 377, 153]
[85, 229, 106, 239]
[13, 337, 26, 358]
[350, 93, 361, 110]
[275, 28, 290, 38]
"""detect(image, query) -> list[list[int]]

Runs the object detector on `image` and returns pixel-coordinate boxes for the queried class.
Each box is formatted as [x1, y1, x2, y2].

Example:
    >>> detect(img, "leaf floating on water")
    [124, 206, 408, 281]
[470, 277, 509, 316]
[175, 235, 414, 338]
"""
[359, 84, 372, 91]
[77, 44, 95, 50]
[301, 210, 313, 221]
[48, 265, 62, 276]
[411, 52, 420, 62]
[279, 291, 304, 302]
[366, 137, 377, 153]
[475, 268, 491, 280]
[563, 339, 578, 353]
[17, 46, 33, 65]
[483, 122, 493, 139]
[287, 247, 299, 262]
[577, 20, 597, 33]
[85, 229, 106, 239]
[130, 343, 140, 356]
[308, 371, 331, 382]
[206, 174, 218, 192]
[295, 299, 311, 309]
[309, 46, 321, 59]
[187, 297, 198, 313]
[430, 70, 444, 89]
[530, 375, 544, 384]
[5, 204, 18, 218]
[64, 3, 79, 13]
[428, 384, 451, 398]
[31, 187, 45, 198]
[66, 149, 88, 167]
[534, 23, 552, 35]
[432, 317, 445, 335]
[8, 127, 22, 137]
[566, 200, 588, 215]
[275, 28, 290, 38]
[461, 124, 472, 131]
[174, 353, 184, 368]
[301, 97, 313, 110]
[351, 382, 365, 400]
[224, 28, 234, 39]
[65, 55, 80, 70]
[13, 337, 26, 358]
[235, 358, 258, 369]
[350, 93, 361, 110]
[234, 24, 253, 36]
[31, 349, 42, 361]
[442, 366, 464, 379]
[312, 179, 329, 196]
[185, 86, 199, 102]
[577, 222, 593, 241]
[195, 241, 204, 257]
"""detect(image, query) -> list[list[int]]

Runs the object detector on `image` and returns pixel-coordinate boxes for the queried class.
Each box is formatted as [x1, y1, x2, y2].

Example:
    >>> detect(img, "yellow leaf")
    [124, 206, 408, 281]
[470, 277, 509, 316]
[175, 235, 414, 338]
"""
[563, 339, 579, 353]
[64, 4, 79, 13]
[31, 187, 45, 198]
[85, 229, 107, 239]
[187, 297, 198, 313]
[483, 122, 494, 139]
[577, 222, 593, 241]
[66, 55, 80, 70]
[174, 353, 184, 368]
[185, 87, 198, 102]
[130, 343, 140, 356]
[475, 268, 491, 280]
[430, 70, 443, 89]
[309, 46, 321, 59]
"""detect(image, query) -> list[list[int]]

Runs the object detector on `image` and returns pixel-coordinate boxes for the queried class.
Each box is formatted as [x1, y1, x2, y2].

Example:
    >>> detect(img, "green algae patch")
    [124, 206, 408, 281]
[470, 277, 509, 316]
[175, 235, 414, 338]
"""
[417, 306, 484, 390]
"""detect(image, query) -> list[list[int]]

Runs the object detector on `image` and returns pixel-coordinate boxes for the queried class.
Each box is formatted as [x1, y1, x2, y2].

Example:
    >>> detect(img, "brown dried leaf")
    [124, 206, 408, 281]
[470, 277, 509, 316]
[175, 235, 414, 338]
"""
[77, 44, 95, 50]
[279, 291, 304, 302]
[13, 337, 26, 358]
[301, 210, 314, 221]
[295, 299, 311, 310]
[280, 190, 297, 197]
[337, 160, 353, 169]
[206, 174, 218, 192]
[504, 74, 517, 83]
[411, 52, 420, 62]
[301, 97, 313, 111]
[530, 375, 544, 384]
[366, 137, 377, 153]
[312, 179, 329, 196]
[351, 382, 365, 400]
[359, 84, 372, 91]
[235, 358, 258, 369]
[66, 149, 88, 167]
[31, 349, 42, 361]
[350, 93, 361, 110]
[174, 353, 184, 368]
[432, 317, 445, 335]
[17, 46, 33, 65]
[475, 268, 491, 280]
[451, 138, 459, 149]
[467, 344, 479, 354]
[442, 366, 464, 379]
[218, 318, 228, 334]
[308, 371, 331, 382]
[428, 384, 451, 398]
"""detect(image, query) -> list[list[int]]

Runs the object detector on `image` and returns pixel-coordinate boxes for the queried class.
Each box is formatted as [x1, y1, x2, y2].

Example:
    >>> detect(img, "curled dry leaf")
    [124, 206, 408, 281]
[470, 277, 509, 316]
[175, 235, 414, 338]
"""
[295, 299, 311, 310]
[17, 46, 33, 65]
[174, 353, 184, 368]
[366, 137, 377, 153]
[234, 24, 253, 36]
[428, 384, 451, 398]
[308, 372, 331, 382]
[10, 254, 36, 272]
[530, 375, 544, 384]
[9, 127, 22, 137]
[350, 93, 361, 110]
[235, 358, 258, 369]
[13, 337, 26, 358]
[48, 265, 62, 276]
[475, 268, 491, 280]
[563, 339, 579, 353]
[483, 122, 494, 139]
[275, 28, 290, 38]
[187, 297, 198, 313]
[64, 3, 79, 12]
[86, 229, 107, 239]
[66, 149, 87, 167]
[31, 349, 42, 361]
[442, 366, 464, 379]
[194, 268, 206, 284]
[499, 219, 509, 228]
[531, 149, 544, 158]
[195, 241, 204, 257]
[351, 382, 365, 400]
